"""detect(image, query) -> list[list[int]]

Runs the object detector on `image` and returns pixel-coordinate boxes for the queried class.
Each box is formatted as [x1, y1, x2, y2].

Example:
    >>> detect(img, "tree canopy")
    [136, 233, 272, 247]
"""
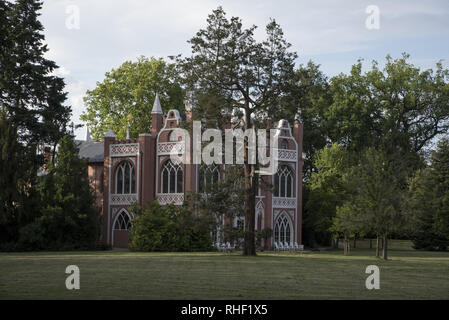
[81, 56, 184, 140]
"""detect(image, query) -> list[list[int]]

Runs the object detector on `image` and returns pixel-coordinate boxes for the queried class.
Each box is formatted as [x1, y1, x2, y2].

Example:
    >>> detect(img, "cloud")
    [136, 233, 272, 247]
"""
[38, 0, 449, 139]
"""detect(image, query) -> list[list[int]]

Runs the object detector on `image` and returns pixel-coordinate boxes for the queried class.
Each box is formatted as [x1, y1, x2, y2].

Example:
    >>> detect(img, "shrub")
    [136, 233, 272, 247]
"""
[129, 201, 213, 252]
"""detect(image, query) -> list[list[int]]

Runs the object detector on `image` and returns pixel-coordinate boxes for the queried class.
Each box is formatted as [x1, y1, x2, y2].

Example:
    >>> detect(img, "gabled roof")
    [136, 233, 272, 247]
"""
[76, 140, 104, 163]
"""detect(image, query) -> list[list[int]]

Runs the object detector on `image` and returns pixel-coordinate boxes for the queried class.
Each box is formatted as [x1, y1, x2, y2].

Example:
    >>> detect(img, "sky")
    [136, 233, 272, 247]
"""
[38, 0, 449, 140]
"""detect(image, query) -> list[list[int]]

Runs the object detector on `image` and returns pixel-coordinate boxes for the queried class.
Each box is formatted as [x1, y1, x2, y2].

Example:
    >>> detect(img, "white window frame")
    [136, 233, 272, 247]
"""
[161, 160, 183, 193]
[115, 161, 135, 194]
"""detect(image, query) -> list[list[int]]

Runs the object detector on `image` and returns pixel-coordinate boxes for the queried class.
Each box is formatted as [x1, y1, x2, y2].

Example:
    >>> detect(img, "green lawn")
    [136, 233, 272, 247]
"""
[1, 241, 448, 299]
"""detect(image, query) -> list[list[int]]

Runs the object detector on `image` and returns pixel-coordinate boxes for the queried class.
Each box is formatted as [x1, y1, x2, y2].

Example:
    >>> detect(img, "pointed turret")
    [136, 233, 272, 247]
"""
[152, 93, 163, 114]
[151, 93, 163, 137]
[86, 125, 91, 142]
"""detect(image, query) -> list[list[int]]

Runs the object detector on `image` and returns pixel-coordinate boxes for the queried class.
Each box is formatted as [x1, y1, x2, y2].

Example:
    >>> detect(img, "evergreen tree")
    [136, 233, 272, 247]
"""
[0, 0, 71, 248]
[0, 0, 71, 147]
[407, 138, 449, 250]
[178, 7, 297, 255]
[29, 136, 100, 250]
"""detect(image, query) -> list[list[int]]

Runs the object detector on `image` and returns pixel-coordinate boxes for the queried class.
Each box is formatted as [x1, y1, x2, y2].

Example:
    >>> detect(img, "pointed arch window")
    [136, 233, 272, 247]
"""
[115, 161, 135, 194]
[161, 160, 183, 193]
[274, 213, 291, 244]
[114, 210, 131, 230]
[255, 202, 264, 231]
[199, 163, 220, 193]
[169, 130, 178, 142]
[281, 139, 288, 149]
[274, 165, 293, 197]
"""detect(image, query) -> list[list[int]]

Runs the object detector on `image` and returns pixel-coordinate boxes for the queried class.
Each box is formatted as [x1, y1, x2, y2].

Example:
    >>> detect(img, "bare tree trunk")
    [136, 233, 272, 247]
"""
[370, 239, 372, 249]
[382, 234, 388, 260]
[344, 236, 350, 255]
[376, 235, 380, 257]
[353, 237, 356, 249]
[242, 107, 256, 256]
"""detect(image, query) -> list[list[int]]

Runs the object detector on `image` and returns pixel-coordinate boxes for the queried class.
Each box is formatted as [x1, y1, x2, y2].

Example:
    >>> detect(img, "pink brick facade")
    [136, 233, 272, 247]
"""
[85, 97, 304, 249]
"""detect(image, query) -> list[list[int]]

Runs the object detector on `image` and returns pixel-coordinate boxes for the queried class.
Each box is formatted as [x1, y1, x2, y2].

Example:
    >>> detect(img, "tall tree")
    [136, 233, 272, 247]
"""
[0, 0, 70, 247]
[279, 61, 332, 179]
[178, 7, 297, 255]
[0, 0, 71, 147]
[326, 54, 449, 164]
[81, 56, 184, 140]
[347, 148, 405, 259]
[304, 143, 353, 246]
[34, 135, 100, 250]
[406, 138, 449, 250]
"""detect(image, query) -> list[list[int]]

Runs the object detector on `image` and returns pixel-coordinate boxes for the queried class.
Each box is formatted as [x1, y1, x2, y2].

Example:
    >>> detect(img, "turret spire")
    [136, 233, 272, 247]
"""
[152, 93, 163, 114]
[86, 125, 91, 142]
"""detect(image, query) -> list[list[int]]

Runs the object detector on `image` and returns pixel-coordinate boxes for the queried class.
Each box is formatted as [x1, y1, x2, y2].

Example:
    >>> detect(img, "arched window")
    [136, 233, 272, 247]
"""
[161, 160, 183, 193]
[199, 163, 219, 193]
[169, 130, 178, 142]
[274, 213, 291, 244]
[281, 139, 288, 149]
[255, 201, 264, 231]
[235, 217, 245, 231]
[274, 165, 293, 197]
[115, 161, 135, 194]
[114, 210, 131, 230]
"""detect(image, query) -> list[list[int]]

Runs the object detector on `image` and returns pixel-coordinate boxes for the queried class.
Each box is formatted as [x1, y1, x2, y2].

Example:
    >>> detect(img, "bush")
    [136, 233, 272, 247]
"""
[17, 222, 45, 251]
[128, 201, 214, 252]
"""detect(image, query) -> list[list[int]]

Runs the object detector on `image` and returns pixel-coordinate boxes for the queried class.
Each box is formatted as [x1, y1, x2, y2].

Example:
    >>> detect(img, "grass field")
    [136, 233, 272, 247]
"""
[1, 240, 448, 299]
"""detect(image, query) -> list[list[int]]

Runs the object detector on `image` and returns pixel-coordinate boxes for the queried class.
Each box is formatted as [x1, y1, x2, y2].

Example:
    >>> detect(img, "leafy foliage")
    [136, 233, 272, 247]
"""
[406, 138, 449, 250]
[16, 136, 101, 251]
[178, 6, 298, 255]
[81, 56, 184, 140]
[128, 201, 214, 252]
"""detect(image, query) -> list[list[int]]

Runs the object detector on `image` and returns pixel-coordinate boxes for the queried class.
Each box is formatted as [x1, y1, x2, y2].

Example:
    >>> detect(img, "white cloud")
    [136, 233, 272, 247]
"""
[37, 0, 449, 139]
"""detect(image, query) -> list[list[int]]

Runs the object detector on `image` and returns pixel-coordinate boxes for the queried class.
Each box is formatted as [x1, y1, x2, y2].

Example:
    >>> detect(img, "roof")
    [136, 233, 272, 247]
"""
[76, 140, 104, 163]
[152, 93, 163, 114]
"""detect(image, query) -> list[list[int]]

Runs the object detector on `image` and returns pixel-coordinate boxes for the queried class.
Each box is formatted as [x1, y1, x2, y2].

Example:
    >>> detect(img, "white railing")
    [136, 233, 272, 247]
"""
[157, 193, 184, 205]
[110, 143, 139, 157]
[274, 148, 297, 162]
[157, 142, 185, 155]
[272, 197, 297, 208]
[110, 193, 138, 205]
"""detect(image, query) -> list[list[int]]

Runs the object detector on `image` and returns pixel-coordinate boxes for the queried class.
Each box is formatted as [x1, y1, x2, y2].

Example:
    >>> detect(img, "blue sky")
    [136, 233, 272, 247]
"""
[39, 0, 449, 139]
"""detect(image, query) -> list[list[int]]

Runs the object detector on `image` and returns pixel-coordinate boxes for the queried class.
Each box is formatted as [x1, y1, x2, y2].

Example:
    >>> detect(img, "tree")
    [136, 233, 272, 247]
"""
[192, 164, 246, 245]
[347, 148, 405, 259]
[327, 54, 449, 156]
[331, 203, 362, 255]
[30, 135, 100, 250]
[0, 110, 38, 246]
[406, 138, 449, 250]
[304, 143, 353, 246]
[178, 7, 297, 255]
[81, 56, 184, 140]
[280, 61, 332, 179]
[0, 0, 71, 147]
[0, 0, 71, 248]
